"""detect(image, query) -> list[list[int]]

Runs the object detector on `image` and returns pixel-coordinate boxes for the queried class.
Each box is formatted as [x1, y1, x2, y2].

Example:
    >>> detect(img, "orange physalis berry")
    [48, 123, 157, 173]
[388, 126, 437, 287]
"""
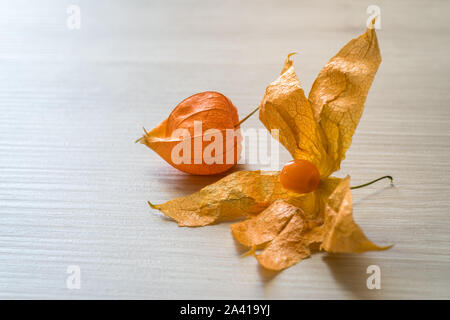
[280, 159, 320, 194]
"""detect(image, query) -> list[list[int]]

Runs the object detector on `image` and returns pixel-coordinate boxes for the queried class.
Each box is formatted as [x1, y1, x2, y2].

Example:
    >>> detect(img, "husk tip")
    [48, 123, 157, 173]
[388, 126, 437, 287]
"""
[379, 243, 394, 251]
[147, 201, 159, 210]
[240, 245, 256, 258]
[287, 52, 297, 59]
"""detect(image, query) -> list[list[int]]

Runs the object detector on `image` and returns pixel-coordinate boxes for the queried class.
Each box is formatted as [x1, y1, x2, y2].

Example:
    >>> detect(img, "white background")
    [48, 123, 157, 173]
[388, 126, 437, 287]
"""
[0, 0, 449, 299]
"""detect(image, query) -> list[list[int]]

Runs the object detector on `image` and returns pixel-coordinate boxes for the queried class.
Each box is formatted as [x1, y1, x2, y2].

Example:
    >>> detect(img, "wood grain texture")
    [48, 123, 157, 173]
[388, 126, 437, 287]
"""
[1, 0, 449, 299]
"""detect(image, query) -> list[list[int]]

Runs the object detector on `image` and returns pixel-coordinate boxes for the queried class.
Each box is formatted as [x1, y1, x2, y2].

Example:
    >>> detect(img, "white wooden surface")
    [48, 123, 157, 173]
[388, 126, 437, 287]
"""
[1, 0, 450, 299]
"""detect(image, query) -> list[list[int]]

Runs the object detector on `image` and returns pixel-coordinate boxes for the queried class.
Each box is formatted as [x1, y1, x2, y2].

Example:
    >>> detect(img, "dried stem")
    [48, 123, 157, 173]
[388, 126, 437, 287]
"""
[351, 175, 394, 190]
[235, 106, 260, 128]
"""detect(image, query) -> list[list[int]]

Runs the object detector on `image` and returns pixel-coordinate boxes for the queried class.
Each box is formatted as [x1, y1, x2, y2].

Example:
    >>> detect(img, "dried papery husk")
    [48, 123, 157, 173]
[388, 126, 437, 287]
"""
[139, 91, 242, 175]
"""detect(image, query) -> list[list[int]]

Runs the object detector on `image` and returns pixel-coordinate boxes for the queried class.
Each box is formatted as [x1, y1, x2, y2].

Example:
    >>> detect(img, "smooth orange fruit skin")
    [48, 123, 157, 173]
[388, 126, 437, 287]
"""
[280, 159, 320, 194]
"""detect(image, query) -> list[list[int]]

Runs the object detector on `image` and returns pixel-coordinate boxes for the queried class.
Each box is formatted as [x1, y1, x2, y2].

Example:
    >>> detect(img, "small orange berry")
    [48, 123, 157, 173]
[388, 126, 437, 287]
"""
[280, 159, 320, 194]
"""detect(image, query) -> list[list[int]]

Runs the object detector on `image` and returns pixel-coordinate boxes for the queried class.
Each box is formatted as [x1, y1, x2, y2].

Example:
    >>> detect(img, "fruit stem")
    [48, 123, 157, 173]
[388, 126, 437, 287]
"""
[351, 175, 394, 190]
[135, 127, 149, 143]
[235, 106, 260, 128]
